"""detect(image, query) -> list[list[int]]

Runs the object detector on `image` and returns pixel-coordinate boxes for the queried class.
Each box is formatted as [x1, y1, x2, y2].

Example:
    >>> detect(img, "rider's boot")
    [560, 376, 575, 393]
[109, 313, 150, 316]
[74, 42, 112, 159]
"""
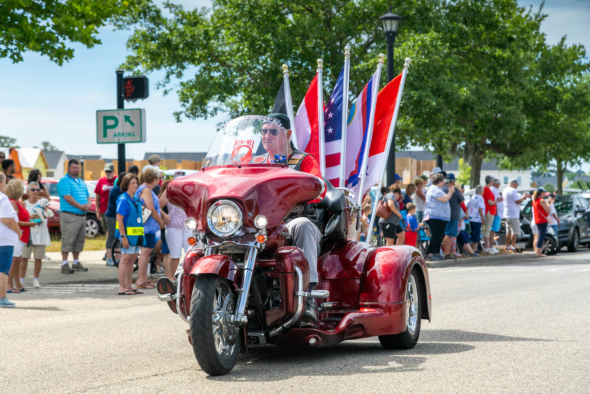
[301, 283, 318, 327]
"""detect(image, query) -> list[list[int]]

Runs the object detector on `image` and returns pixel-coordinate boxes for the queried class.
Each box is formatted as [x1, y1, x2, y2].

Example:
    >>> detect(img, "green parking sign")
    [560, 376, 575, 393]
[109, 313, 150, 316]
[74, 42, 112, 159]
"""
[96, 109, 146, 144]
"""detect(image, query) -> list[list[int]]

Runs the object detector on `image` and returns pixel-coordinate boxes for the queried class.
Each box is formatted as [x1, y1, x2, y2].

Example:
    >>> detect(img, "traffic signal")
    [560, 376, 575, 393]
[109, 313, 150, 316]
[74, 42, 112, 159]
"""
[122, 76, 149, 101]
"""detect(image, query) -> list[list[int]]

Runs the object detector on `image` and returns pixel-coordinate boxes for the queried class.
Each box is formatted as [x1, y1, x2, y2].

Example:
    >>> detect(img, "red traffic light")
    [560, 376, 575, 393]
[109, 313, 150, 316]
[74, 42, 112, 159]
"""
[122, 76, 149, 101]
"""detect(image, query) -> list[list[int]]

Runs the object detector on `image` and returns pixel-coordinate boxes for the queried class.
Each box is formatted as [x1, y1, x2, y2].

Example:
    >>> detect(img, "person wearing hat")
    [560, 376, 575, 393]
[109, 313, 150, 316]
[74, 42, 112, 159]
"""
[95, 163, 118, 265]
[442, 173, 464, 258]
[264, 112, 326, 325]
[532, 187, 550, 257]
[502, 178, 529, 251]
[143, 154, 161, 173]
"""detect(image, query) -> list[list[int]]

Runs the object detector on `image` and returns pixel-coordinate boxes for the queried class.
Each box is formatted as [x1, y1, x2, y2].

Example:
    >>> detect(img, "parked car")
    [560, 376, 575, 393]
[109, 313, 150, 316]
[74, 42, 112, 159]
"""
[517, 215, 559, 255]
[522, 194, 590, 252]
[41, 179, 103, 238]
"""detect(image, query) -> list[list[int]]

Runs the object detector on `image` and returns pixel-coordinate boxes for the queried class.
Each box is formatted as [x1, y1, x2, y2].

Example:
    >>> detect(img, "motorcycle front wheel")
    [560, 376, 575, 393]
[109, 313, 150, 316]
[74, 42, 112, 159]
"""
[190, 276, 241, 376]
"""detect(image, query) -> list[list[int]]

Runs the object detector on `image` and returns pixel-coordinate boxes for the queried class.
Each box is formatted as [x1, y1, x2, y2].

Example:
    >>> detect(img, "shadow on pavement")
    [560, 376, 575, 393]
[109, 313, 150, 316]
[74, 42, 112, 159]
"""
[421, 329, 551, 342]
[207, 341, 475, 382]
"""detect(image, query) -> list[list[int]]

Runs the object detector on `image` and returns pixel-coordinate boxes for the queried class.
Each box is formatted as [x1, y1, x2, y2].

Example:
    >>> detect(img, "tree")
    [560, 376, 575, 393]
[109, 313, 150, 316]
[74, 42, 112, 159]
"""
[34, 141, 59, 151]
[502, 41, 590, 194]
[457, 158, 471, 186]
[121, 0, 447, 121]
[1, 0, 143, 65]
[0, 135, 18, 148]
[543, 183, 555, 193]
[120, 0, 559, 188]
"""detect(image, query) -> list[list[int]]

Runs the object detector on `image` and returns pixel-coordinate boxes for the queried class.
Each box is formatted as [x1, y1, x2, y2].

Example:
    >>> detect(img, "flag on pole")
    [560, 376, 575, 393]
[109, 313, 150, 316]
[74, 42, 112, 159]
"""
[324, 67, 345, 186]
[272, 80, 288, 115]
[294, 75, 321, 162]
[361, 74, 403, 198]
[344, 70, 380, 195]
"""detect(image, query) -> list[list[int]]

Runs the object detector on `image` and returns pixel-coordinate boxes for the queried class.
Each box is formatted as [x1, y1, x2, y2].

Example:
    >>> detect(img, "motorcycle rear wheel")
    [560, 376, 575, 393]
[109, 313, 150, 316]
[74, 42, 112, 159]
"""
[379, 268, 421, 350]
[190, 276, 241, 376]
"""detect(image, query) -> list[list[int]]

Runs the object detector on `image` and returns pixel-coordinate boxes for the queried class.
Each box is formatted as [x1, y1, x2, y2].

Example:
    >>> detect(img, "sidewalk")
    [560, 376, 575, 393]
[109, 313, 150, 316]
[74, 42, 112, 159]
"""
[21, 250, 162, 287]
[425, 250, 562, 269]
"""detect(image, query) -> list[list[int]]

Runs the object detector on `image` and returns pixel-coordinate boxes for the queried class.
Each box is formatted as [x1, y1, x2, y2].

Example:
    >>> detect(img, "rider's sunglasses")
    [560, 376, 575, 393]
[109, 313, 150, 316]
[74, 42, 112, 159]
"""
[260, 128, 280, 137]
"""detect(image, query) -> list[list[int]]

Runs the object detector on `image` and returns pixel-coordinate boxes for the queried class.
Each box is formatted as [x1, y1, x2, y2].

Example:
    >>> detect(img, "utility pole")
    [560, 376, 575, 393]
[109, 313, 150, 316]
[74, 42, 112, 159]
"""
[116, 70, 125, 174]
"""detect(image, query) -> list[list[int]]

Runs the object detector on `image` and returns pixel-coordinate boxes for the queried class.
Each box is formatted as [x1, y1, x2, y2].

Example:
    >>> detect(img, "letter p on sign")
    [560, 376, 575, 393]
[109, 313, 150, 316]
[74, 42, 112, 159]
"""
[103, 116, 119, 138]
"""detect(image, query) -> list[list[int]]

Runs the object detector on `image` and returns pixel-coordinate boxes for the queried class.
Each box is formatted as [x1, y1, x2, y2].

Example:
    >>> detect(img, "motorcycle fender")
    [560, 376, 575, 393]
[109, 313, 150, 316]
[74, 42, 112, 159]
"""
[189, 254, 241, 284]
[361, 246, 431, 320]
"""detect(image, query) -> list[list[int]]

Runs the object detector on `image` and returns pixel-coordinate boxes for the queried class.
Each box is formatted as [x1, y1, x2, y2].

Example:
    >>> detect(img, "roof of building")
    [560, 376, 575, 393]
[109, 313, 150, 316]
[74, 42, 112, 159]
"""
[66, 154, 102, 161]
[143, 152, 208, 163]
[18, 148, 48, 168]
[102, 158, 135, 164]
[397, 150, 530, 171]
[43, 150, 65, 169]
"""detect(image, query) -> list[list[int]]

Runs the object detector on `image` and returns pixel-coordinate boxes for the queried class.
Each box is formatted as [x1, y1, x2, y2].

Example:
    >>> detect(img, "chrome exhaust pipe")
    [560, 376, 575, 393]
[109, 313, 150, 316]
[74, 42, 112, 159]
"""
[270, 266, 304, 338]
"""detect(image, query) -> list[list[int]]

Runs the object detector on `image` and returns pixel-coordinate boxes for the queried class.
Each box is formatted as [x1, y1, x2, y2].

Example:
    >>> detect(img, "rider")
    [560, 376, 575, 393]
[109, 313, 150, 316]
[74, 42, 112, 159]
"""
[262, 113, 326, 323]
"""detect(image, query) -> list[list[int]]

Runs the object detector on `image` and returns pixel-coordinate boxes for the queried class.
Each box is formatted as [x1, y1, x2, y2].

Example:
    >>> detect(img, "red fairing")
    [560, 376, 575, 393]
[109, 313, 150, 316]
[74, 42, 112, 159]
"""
[183, 249, 205, 276]
[166, 165, 323, 230]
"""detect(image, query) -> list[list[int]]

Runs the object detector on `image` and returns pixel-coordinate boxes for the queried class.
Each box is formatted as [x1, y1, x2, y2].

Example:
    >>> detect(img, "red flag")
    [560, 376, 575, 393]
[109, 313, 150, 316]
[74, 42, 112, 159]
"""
[294, 75, 321, 163]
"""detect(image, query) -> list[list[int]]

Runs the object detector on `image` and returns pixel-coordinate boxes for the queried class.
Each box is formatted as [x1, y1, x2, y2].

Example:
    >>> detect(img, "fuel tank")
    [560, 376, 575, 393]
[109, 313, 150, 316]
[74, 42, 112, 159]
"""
[167, 165, 323, 229]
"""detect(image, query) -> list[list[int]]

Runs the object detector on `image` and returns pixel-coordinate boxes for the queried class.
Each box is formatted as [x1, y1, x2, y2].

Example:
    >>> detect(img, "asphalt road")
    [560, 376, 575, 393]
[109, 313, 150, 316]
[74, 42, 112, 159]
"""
[2, 251, 589, 393]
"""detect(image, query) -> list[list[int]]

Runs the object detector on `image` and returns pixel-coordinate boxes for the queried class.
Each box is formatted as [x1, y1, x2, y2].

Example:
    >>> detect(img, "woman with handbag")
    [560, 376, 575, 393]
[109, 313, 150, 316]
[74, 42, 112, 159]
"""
[115, 173, 144, 295]
[135, 168, 169, 289]
[377, 186, 405, 246]
[6, 180, 36, 293]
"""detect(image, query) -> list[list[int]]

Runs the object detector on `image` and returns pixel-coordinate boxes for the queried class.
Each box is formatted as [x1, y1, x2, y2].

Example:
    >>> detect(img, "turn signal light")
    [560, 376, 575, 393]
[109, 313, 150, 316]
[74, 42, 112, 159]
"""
[187, 237, 197, 245]
[256, 234, 267, 243]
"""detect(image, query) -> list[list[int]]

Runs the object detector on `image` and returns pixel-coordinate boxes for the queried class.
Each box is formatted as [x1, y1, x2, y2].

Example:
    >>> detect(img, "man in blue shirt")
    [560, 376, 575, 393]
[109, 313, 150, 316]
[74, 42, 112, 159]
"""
[57, 159, 91, 274]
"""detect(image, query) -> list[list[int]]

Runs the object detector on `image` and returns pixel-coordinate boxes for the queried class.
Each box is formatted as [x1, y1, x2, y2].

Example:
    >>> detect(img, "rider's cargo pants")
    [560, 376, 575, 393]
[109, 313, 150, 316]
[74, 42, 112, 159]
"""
[285, 217, 322, 283]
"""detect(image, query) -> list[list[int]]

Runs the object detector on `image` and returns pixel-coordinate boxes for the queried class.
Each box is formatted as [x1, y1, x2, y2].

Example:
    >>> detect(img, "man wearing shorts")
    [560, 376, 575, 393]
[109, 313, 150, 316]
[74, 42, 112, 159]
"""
[502, 179, 529, 251]
[57, 159, 90, 274]
[483, 175, 501, 254]
[442, 174, 464, 258]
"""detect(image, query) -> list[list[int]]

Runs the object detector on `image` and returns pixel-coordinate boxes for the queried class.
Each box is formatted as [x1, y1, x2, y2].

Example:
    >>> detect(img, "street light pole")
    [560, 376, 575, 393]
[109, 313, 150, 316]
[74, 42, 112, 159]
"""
[380, 10, 401, 187]
[116, 70, 126, 174]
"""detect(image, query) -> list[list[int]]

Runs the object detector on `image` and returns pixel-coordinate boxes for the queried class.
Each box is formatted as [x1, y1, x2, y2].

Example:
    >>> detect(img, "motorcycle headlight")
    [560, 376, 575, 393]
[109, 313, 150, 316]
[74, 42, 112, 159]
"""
[185, 218, 197, 231]
[207, 200, 243, 237]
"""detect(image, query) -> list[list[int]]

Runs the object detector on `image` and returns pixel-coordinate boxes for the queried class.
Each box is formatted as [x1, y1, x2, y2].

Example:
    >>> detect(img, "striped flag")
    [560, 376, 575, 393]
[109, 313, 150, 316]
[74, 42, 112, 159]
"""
[344, 70, 380, 196]
[324, 67, 345, 186]
[294, 75, 321, 163]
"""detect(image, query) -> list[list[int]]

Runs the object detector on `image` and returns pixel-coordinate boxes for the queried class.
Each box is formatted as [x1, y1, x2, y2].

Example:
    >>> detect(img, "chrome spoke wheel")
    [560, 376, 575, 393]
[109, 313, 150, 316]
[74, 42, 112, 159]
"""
[406, 274, 419, 336]
[211, 283, 238, 362]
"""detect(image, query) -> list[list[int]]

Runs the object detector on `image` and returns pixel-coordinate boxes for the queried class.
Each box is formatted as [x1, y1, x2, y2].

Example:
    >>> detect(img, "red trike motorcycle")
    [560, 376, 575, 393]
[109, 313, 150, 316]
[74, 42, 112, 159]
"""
[157, 115, 431, 376]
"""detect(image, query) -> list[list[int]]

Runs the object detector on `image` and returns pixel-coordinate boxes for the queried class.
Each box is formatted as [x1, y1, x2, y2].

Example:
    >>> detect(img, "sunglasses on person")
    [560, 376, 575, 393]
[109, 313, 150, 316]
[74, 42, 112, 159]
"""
[105, 170, 113, 173]
[260, 128, 280, 136]
[30, 188, 40, 192]
[0, 156, 5, 159]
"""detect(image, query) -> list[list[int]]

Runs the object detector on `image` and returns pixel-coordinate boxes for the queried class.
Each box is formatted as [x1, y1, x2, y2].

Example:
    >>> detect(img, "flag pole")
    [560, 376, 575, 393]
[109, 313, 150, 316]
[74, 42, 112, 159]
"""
[367, 58, 411, 242]
[356, 54, 385, 206]
[339, 46, 351, 188]
[282, 64, 298, 149]
[317, 59, 326, 176]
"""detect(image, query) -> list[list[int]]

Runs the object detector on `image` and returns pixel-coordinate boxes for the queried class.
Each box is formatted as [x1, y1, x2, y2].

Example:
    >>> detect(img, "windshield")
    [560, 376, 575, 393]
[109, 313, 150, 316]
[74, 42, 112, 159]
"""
[553, 198, 572, 214]
[202, 115, 290, 168]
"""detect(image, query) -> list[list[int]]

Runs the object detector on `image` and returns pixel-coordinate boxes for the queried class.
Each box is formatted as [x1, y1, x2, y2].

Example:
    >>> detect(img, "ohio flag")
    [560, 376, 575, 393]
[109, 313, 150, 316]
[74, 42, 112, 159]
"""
[324, 67, 345, 187]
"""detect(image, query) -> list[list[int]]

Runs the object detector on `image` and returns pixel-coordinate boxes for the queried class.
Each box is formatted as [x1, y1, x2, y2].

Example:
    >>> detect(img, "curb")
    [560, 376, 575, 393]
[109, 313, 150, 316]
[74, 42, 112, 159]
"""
[425, 252, 559, 269]
[42, 272, 165, 286]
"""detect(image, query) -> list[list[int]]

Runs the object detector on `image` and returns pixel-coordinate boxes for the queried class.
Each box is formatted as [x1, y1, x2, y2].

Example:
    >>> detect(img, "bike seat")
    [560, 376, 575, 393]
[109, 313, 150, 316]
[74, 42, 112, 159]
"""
[316, 177, 345, 213]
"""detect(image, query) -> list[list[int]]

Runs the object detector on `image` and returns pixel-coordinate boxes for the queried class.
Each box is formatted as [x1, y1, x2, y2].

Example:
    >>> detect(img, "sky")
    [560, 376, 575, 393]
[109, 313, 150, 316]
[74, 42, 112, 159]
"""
[1, 0, 589, 165]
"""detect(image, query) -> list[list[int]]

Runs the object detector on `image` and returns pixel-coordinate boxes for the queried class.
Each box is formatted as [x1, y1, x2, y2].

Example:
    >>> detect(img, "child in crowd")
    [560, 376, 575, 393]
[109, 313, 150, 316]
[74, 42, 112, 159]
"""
[358, 204, 372, 242]
[404, 203, 421, 247]
[468, 185, 486, 252]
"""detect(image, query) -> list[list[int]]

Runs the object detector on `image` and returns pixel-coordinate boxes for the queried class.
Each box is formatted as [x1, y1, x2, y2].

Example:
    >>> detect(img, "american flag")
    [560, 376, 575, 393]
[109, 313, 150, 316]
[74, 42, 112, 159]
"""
[324, 67, 345, 187]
